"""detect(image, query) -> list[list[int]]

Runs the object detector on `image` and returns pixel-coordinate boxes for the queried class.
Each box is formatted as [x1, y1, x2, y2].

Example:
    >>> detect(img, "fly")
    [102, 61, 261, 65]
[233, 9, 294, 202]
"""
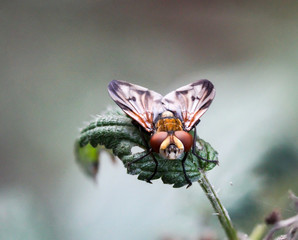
[108, 79, 217, 187]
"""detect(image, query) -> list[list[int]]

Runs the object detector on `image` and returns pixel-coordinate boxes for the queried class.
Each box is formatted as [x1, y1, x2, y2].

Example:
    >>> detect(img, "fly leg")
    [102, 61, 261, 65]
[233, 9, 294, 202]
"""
[145, 153, 158, 184]
[181, 152, 192, 188]
[191, 121, 219, 169]
[127, 149, 158, 184]
[128, 121, 158, 184]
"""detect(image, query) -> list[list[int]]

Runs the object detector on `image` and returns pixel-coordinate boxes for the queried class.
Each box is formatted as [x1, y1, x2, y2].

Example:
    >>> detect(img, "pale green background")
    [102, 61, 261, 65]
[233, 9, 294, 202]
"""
[1, 1, 298, 239]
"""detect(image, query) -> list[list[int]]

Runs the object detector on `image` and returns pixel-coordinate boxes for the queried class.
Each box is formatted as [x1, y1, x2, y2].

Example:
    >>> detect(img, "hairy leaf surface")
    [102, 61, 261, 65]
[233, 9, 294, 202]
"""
[75, 110, 218, 188]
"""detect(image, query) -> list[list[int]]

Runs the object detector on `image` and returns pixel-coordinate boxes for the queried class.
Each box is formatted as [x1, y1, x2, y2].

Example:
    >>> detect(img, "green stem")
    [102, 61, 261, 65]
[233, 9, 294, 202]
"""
[198, 172, 238, 240]
[249, 224, 267, 240]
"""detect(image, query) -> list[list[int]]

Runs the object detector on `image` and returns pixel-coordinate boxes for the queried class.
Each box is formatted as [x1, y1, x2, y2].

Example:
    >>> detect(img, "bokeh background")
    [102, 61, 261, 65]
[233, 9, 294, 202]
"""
[1, 1, 298, 239]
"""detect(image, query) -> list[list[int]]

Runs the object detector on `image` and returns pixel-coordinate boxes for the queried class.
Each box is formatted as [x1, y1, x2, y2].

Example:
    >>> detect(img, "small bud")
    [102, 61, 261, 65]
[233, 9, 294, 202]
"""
[265, 209, 282, 225]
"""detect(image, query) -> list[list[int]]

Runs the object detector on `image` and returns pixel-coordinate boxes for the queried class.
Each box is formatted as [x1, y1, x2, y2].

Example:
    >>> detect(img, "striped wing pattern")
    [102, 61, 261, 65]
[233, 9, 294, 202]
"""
[108, 80, 164, 132]
[108, 79, 215, 132]
[162, 79, 215, 131]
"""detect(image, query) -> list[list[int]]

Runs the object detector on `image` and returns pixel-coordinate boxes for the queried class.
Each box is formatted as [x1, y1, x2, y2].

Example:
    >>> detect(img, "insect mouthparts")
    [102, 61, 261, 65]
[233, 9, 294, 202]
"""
[160, 144, 184, 160]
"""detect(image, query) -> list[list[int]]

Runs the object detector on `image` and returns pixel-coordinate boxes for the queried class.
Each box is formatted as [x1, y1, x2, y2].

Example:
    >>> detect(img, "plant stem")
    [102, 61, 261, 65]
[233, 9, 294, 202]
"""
[249, 224, 267, 240]
[198, 171, 239, 240]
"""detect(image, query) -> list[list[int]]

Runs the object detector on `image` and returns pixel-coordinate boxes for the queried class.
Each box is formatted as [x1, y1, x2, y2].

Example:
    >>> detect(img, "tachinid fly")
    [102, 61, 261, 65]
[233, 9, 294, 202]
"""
[108, 79, 217, 187]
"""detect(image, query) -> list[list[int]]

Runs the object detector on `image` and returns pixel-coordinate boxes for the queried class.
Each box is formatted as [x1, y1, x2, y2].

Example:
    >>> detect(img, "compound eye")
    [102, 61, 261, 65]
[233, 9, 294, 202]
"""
[174, 131, 193, 152]
[150, 132, 168, 153]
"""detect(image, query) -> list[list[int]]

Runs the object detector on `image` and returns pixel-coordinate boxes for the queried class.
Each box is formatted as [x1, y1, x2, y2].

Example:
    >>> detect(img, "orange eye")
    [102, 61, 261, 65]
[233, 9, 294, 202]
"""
[150, 132, 168, 153]
[174, 131, 193, 152]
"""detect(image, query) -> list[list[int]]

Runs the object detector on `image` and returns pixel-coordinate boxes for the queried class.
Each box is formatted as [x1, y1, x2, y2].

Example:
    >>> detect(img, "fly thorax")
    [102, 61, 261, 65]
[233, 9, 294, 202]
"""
[155, 114, 183, 132]
[159, 134, 184, 160]
[160, 111, 174, 118]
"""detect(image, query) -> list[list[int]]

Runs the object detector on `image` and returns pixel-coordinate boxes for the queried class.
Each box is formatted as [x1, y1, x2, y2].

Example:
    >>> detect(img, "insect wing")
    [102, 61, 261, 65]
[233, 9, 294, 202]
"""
[108, 80, 164, 132]
[162, 79, 215, 131]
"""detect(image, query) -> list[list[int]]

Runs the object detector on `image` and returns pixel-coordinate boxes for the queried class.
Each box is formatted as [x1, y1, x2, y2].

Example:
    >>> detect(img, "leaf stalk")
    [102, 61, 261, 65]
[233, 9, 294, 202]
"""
[198, 172, 239, 240]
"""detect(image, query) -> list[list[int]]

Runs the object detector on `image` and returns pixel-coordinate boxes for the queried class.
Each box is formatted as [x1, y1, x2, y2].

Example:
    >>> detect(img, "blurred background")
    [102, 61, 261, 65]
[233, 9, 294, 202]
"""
[1, 1, 297, 239]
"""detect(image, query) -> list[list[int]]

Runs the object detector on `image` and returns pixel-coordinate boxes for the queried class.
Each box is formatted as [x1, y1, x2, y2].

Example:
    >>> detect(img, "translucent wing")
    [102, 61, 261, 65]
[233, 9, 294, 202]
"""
[108, 80, 164, 132]
[162, 79, 215, 131]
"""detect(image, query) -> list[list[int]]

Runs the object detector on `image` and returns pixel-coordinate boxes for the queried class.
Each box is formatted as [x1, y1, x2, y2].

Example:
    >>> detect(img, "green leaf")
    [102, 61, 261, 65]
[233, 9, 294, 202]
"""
[74, 142, 116, 180]
[75, 109, 218, 188]
[74, 141, 100, 179]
